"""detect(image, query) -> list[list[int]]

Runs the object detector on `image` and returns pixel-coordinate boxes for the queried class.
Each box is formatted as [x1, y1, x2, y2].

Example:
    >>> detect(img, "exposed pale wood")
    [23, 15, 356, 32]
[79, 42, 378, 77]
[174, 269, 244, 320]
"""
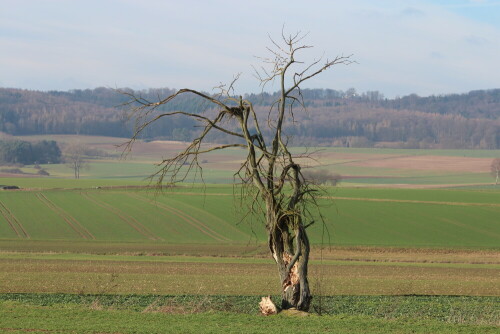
[259, 296, 278, 316]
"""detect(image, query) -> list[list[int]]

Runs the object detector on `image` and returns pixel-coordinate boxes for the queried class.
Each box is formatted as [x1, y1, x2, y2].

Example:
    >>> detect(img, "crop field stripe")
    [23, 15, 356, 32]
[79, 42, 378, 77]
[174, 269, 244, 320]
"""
[81, 192, 162, 241]
[164, 192, 232, 196]
[129, 201, 183, 236]
[128, 193, 231, 242]
[439, 217, 500, 239]
[36, 193, 95, 240]
[166, 197, 251, 240]
[161, 191, 500, 208]
[81, 192, 161, 241]
[149, 201, 231, 242]
[0, 201, 22, 238]
[0, 208, 21, 237]
[35, 193, 94, 240]
[128, 193, 232, 242]
[0, 201, 29, 238]
[144, 192, 500, 207]
[323, 196, 500, 207]
[320, 154, 415, 167]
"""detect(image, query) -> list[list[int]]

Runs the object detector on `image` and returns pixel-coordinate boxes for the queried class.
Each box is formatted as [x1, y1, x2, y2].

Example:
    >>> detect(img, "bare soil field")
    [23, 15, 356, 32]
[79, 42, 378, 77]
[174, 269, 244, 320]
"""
[348, 155, 491, 173]
[117, 140, 189, 156]
[313, 152, 399, 165]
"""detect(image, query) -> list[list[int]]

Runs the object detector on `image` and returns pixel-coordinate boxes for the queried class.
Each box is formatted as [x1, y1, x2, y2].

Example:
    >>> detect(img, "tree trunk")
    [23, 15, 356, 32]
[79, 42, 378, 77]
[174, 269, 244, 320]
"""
[267, 208, 312, 311]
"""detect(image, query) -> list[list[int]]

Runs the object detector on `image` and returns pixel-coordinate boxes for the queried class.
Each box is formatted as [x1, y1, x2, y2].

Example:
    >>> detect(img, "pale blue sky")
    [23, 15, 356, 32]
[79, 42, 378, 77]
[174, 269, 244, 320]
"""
[1, 0, 499, 97]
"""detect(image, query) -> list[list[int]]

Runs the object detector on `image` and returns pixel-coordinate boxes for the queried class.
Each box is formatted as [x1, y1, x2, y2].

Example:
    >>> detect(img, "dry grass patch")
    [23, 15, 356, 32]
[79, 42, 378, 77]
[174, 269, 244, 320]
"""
[312, 247, 500, 265]
[1, 255, 497, 296]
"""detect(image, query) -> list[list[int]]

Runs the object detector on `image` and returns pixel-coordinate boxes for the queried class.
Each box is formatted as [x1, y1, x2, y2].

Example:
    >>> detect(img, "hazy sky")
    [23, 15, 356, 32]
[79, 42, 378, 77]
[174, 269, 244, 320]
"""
[1, 0, 499, 97]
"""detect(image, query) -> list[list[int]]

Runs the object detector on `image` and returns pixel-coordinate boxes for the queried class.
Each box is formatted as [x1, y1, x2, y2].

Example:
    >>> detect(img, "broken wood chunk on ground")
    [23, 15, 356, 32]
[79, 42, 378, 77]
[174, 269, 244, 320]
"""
[259, 296, 278, 315]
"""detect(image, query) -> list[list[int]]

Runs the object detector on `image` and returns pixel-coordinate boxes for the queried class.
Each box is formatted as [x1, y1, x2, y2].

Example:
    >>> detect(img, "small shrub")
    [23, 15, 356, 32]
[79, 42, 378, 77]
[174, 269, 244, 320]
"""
[37, 169, 50, 176]
[302, 169, 342, 186]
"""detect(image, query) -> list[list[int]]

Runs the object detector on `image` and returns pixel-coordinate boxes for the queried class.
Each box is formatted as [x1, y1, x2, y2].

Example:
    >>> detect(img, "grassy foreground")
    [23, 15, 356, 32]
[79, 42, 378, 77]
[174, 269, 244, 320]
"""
[2, 304, 494, 334]
[0, 294, 498, 334]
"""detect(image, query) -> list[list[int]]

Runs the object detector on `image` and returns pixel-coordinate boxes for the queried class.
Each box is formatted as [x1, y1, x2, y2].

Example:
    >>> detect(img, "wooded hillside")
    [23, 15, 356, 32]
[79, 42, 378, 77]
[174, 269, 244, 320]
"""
[0, 87, 498, 149]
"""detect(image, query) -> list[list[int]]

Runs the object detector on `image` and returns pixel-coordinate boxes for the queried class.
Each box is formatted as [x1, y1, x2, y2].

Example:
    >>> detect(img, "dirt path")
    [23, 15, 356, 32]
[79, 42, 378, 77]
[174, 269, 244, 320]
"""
[36, 193, 94, 240]
[128, 193, 231, 242]
[81, 192, 162, 241]
[0, 200, 29, 238]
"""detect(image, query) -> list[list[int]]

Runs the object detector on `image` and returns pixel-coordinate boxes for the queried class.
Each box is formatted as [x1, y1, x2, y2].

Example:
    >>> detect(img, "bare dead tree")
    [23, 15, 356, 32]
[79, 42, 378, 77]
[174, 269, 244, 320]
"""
[302, 169, 342, 186]
[64, 143, 89, 179]
[491, 158, 500, 185]
[122, 31, 353, 311]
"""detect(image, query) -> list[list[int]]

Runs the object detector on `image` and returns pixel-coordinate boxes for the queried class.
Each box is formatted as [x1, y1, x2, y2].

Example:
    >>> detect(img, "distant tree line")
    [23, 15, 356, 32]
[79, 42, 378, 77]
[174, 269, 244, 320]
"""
[0, 139, 61, 165]
[0, 87, 499, 149]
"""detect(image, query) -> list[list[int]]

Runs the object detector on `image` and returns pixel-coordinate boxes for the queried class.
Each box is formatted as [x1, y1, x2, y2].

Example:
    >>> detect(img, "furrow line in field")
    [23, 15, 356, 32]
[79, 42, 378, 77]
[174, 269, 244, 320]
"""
[127, 193, 228, 242]
[0, 202, 30, 239]
[35, 193, 94, 240]
[0, 201, 22, 238]
[128, 193, 231, 242]
[81, 192, 162, 241]
[321, 196, 500, 207]
[439, 218, 500, 239]
[39, 193, 96, 240]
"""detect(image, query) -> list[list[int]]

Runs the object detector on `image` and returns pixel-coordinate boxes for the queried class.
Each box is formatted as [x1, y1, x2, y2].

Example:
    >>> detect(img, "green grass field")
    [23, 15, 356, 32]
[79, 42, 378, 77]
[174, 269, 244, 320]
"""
[1, 294, 498, 333]
[1, 185, 498, 247]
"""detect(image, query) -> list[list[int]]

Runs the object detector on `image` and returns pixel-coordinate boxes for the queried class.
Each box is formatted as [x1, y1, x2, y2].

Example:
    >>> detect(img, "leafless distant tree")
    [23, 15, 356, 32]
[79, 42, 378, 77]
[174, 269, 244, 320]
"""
[491, 158, 500, 185]
[123, 31, 353, 312]
[302, 169, 342, 186]
[64, 144, 88, 179]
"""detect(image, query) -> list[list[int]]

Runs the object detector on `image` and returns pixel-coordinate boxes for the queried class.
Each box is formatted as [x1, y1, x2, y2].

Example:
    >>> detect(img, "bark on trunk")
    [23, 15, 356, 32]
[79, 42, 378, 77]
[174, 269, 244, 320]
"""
[268, 209, 312, 311]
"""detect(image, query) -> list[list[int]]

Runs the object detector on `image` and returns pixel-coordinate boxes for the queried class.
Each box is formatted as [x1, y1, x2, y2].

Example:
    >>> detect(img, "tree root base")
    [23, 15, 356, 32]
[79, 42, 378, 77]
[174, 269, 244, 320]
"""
[280, 308, 311, 317]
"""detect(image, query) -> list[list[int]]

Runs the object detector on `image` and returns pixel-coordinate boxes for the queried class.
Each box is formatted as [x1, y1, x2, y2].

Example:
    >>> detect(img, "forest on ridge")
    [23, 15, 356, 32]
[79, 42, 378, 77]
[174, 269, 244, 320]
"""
[0, 87, 499, 149]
